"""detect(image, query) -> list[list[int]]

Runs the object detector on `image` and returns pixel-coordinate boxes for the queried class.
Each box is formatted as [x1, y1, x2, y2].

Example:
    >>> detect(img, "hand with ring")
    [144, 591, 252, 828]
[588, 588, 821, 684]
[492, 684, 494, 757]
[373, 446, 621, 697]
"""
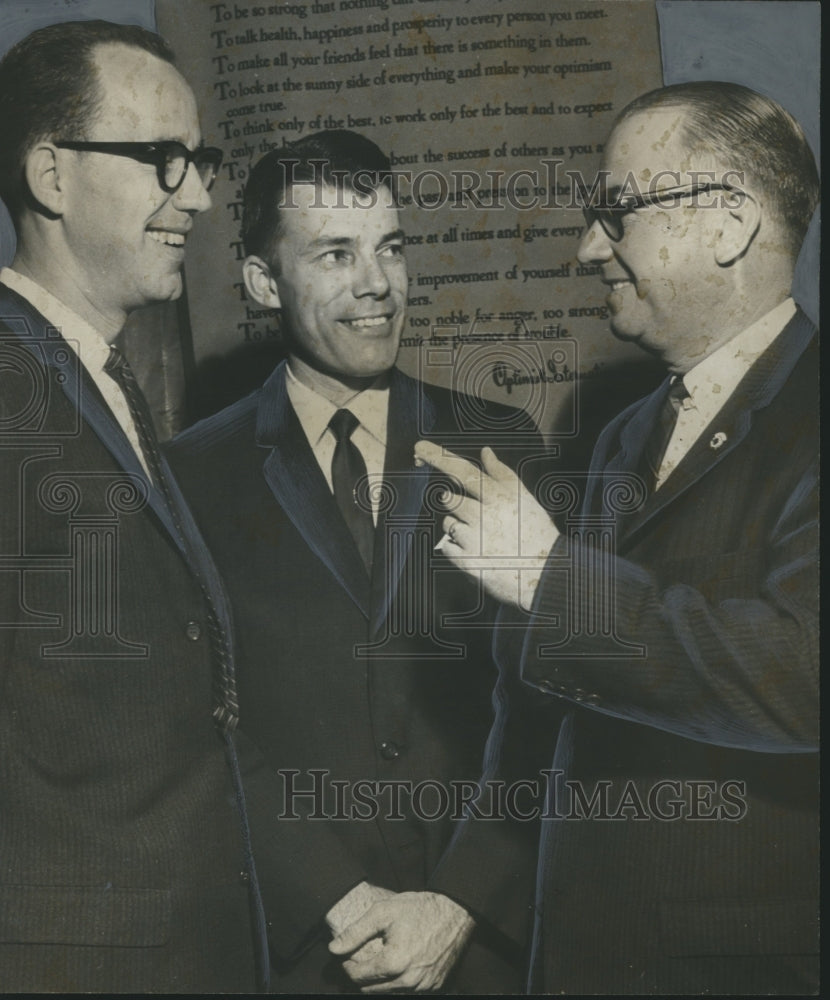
[417, 443, 559, 607]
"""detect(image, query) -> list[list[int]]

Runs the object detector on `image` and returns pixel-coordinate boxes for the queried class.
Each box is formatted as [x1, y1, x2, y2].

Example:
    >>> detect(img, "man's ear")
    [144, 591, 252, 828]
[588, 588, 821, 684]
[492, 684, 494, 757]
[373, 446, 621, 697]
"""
[242, 255, 281, 308]
[714, 189, 761, 266]
[23, 143, 65, 216]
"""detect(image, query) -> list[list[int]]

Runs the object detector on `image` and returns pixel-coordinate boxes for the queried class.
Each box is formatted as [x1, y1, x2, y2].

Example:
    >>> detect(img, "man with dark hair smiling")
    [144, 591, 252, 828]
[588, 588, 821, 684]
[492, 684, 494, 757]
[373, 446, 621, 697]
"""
[168, 129, 545, 993]
[0, 20, 263, 992]
[417, 82, 819, 994]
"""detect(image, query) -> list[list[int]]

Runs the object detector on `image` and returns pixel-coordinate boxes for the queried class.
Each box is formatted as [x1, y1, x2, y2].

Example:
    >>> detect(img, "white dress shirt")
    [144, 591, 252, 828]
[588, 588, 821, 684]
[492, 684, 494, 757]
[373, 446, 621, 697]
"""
[284, 363, 390, 523]
[656, 297, 797, 489]
[1, 266, 151, 478]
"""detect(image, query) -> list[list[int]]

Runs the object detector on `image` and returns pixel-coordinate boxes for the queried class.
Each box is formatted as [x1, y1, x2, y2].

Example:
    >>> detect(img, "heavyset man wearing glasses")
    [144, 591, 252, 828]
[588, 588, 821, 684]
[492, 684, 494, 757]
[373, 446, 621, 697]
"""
[417, 82, 819, 994]
[0, 21, 264, 992]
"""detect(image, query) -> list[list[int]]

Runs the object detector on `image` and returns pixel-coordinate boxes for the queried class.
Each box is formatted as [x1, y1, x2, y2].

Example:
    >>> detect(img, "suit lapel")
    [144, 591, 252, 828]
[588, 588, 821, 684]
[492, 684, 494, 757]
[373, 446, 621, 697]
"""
[257, 362, 372, 618]
[583, 385, 665, 517]
[614, 309, 816, 542]
[1, 285, 186, 552]
[369, 371, 435, 636]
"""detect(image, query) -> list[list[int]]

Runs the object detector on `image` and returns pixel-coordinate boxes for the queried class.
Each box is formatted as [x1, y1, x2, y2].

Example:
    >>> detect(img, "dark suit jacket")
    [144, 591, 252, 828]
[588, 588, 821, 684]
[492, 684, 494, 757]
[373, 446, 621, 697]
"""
[168, 363, 547, 992]
[491, 309, 819, 994]
[0, 283, 261, 993]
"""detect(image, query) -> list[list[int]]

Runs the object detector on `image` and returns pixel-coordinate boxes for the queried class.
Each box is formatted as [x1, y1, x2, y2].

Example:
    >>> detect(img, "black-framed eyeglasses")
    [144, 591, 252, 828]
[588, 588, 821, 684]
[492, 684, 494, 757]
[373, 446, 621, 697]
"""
[581, 183, 736, 242]
[54, 140, 224, 193]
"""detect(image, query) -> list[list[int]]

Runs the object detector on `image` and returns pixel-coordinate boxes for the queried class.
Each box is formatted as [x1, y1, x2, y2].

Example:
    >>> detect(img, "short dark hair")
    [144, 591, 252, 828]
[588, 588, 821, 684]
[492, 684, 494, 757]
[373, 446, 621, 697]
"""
[0, 20, 175, 222]
[242, 129, 394, 264]
[617, 82, 819, 258]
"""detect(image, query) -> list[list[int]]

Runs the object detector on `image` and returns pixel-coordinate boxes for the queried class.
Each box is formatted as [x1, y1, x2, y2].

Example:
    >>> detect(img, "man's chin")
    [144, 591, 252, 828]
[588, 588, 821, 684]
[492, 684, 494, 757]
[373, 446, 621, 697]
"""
[342, 343, 401, 380]
[150, 275, 184, 304]
[608, 316, 640, 343]
[341, 363, 395, 383]
[319, 355, 396, 385]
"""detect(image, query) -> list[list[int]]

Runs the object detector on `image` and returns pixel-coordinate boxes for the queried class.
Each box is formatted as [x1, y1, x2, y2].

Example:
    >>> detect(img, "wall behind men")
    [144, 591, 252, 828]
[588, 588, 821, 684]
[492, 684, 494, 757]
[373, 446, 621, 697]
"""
[0, 0, 819, 435]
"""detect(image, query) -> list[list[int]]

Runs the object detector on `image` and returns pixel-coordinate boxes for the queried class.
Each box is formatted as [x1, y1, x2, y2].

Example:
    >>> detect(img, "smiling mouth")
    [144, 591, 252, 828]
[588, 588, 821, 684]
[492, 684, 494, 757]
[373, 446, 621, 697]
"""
[339, 315, 393, 330]
[147, 230, 187, 248]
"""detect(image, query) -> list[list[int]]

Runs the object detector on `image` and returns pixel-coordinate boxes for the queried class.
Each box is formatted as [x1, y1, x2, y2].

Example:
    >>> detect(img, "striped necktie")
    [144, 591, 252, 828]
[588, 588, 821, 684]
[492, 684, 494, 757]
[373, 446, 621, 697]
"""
[642, 378, 690, 491]
[104, 347, 239, 730]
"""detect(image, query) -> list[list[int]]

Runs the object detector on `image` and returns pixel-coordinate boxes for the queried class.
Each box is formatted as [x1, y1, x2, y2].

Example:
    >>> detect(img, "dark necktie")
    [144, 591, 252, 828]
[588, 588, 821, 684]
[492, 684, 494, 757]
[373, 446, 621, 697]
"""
[329, 408, 375, 575]
[642, 377, 690, 490]
[104, 347, 239, 730]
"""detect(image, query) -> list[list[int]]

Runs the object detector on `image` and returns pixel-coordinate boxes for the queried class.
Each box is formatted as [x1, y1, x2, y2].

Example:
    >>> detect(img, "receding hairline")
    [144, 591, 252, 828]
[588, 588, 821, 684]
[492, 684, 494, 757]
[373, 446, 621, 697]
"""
[81, 41, 197, 140]
[607, 85, 819, 257]
[88, 39, 189, 95]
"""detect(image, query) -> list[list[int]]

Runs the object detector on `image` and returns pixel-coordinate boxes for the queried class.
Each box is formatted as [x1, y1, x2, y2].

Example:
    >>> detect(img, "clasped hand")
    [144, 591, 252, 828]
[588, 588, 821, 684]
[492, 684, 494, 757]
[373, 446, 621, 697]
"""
[329, 890, 475, 992]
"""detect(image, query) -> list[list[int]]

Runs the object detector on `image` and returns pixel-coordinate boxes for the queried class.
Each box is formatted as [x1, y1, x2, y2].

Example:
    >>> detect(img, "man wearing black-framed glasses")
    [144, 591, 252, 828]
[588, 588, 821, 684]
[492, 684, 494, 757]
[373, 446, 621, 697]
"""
[0, 19, 263, 993]
[417, 81, 819, 994]
[53, 140, 223, 195]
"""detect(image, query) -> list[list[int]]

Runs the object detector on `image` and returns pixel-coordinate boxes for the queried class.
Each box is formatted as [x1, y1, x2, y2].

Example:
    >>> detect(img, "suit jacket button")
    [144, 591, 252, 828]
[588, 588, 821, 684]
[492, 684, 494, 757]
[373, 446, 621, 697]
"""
[238, 870, 250, 885]
[379, 741, 401, 760]
[185, 621, 202, 641]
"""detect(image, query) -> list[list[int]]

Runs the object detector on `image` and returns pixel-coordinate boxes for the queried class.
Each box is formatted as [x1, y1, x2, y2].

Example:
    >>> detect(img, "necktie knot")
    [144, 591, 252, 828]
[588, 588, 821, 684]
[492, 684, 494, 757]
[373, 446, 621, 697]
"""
[329, 408, 360, 442]
[666, 378, 690, 413]
[642, 378, 690, 489]
[103, 346, 129, 378]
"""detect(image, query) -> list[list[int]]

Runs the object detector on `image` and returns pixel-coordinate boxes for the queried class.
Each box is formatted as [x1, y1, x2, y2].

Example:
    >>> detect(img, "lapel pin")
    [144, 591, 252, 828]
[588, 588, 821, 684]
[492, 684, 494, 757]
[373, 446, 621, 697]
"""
[709, 432, 727, 450]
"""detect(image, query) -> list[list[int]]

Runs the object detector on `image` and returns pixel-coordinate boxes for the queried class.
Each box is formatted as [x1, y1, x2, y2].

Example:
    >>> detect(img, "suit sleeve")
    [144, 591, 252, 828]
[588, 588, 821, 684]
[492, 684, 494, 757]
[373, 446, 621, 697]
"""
[507, 456, 819, 752]
[428, 424, 559, 947]
[427, 652, 562, 947]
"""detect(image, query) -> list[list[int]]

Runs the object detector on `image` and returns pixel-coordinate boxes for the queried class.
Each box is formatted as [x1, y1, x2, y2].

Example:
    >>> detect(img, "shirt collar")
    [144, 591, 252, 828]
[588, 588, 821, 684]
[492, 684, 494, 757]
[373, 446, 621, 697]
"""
[285, 361, 389, 447]
[681, 297, 796, 418]
[0, 266, 114, 374]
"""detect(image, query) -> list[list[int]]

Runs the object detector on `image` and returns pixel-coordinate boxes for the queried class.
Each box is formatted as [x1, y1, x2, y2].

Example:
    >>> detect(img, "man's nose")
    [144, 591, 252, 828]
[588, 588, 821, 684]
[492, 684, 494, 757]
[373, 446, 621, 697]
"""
[172, 161, 212, 214]
[352, 253, 390, 297]
[576, 219, 614, 265]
